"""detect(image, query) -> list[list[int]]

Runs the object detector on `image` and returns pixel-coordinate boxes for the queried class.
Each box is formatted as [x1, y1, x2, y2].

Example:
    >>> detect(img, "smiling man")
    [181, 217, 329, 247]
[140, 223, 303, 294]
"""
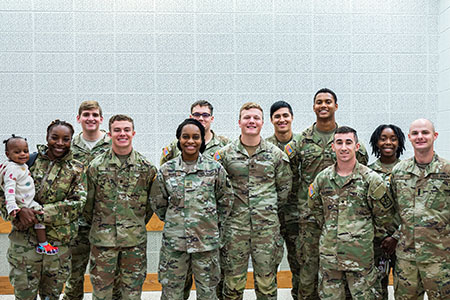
[214, 102, 292, 299]
[284, 88, 369, 299]
[64, 100, 111, 300]
[309, 126, 395, 299]
[160, 100, 229, 166]
[84, 114, 157, 300]
[390, 119, 450, 299]
[266, 101, 301, 300]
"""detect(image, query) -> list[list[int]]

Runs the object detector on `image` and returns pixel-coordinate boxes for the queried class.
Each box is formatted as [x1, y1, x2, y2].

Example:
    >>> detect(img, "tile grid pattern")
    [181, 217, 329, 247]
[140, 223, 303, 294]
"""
[437, 0, 450, 158]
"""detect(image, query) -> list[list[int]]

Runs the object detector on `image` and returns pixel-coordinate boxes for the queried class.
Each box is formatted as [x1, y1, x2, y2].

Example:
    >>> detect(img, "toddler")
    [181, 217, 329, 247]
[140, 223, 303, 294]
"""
[0, 135, 58, 255]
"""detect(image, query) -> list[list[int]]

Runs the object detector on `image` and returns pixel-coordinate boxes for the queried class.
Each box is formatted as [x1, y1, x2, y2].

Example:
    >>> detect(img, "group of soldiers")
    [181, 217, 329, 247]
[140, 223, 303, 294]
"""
[3, 87, 449, 300]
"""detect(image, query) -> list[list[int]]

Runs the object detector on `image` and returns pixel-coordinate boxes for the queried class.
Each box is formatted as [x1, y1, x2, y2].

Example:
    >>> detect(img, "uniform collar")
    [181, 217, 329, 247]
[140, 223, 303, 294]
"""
[407, 153, 441, 177]
[370, 158, 400, 173]
[107, 148, 138, 167]
[173, 153, 206, 172]
[236, 136, 268, 157]
[303, 122, 338, 145]
[206, 130, 219, 149]
[330, 161, 362, 187]
[72, 130, 111, 150]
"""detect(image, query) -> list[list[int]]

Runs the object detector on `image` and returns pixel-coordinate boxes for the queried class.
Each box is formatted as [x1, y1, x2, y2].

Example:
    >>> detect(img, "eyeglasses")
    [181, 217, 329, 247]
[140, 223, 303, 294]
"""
[192, 112, 211, 118]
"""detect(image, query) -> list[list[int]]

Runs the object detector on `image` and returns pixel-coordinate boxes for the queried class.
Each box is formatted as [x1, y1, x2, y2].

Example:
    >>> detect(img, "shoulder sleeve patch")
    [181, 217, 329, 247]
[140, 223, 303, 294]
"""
[214, 151, 221, 161]
[308, 183, 315, 198]
[162, 147, 170, 157]
[284, 144, 294, 157]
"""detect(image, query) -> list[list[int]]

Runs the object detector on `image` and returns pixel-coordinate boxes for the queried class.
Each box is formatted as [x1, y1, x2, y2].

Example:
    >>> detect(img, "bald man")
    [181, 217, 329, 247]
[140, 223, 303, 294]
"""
[390, 119, 450, 299]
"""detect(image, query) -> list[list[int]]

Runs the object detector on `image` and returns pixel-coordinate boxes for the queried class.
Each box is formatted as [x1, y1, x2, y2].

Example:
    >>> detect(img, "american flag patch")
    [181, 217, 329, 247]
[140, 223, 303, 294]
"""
[308, 184, 315, 197]
[285, 144, 293, 154]
[214, 151, 221, 161]
[162, 147, 170, 157]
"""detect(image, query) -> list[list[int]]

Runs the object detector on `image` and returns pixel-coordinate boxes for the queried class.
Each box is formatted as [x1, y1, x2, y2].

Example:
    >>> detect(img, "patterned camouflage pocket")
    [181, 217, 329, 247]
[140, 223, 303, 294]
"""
[424, 180, 449, 211]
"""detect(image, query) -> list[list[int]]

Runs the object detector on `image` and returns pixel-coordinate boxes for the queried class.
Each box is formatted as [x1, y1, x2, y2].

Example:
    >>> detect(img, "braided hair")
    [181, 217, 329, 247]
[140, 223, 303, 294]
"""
[46, 119, 74, 138]
[3, 134, 27, 152]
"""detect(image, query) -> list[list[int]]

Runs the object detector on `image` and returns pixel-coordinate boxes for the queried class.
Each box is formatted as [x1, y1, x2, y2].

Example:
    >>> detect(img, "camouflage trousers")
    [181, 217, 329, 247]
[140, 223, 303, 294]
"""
[159, 246, 220, 300]
[89, 243, 147, 300]
[373, 239, 395, 300]
[296, 221, 320, 300]
[7, 238, 71, 300]
[220, 229, 284, 300]
[62, 225, 90, 300]
[394, 259, 450, 300]
[318, 263, 381, 300]
[280, 222, 301, 300]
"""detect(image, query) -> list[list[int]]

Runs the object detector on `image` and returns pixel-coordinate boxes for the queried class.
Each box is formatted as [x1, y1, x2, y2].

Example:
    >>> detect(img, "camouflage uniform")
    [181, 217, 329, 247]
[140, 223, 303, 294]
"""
[368, 158, 401, 300]
[160, 130, 229, 165]
[0, 145, 87, 300]
[214, 138, 292, 300]
[152, 154, 234, 300]
[160, 130, 229, 299]
[309, 161, 395, 300]
[63, 131, 111, 300]
[85, 148, 157, 300]
[390, 154, 450, 300]
[266, 134, 300, 300]
[284, 123, 368, 299]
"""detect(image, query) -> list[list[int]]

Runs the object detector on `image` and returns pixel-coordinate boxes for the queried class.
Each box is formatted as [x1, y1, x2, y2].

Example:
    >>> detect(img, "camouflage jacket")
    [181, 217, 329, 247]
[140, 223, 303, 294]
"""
[266, 134, 300, 226]
[309, 162, 395, 271]
[85, 148, 157, 247]
[160, 130, 229, 165]
[72, 131, 111, 227]
[0, 145, 87, 245]
[391, 154, 450, 263]
[285, 123, 369, 223]
[152, 154, 234, 253]
[368, 158, 401, 241]
[71, 131, 111, 165]
[214, 138, 292, 233]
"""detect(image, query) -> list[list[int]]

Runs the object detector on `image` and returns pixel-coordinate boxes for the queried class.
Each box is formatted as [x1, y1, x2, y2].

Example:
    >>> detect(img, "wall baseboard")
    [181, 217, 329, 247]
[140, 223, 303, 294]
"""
[1, 271, 292, 294]
[0, 271, 395, 294]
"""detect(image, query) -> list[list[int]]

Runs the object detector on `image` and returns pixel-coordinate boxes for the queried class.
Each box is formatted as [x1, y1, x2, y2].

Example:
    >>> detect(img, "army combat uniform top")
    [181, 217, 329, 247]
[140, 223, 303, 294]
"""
[266, 134, 300, 229]
[309, 161, 395, 272]
[0, 145, 87, 300]
[214, 138, 292, 299]
[391, 154, 450, 264]
[2, 144, 87, 244]
[160, 130, 229, 165]
[153, 154, 234, 253]
[85, 148, 157, 247]
[216, 138, 292, 233]
[266, 134, 301, 299]
[285, 123, 369, 298]
[286, 123, 369, 225]
[71, 131, 111, 166]
[64, 131, 111, 300]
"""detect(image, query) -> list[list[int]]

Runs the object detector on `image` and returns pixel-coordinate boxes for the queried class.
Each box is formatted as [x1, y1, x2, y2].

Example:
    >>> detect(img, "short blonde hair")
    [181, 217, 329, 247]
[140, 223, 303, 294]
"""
[239, 102, 263, 119]
[78, 100, 102, 117]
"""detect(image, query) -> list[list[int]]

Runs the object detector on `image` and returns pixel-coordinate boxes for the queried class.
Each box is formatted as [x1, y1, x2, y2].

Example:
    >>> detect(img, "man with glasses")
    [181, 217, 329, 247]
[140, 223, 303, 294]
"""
[160, 100, 229, 165]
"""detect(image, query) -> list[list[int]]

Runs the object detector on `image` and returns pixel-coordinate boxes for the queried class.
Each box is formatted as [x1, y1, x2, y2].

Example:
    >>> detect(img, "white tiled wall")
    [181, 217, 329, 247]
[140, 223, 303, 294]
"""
[438, 0, 450, 158]
[0, 0, 446, 276]
[0, 0, 442, 164]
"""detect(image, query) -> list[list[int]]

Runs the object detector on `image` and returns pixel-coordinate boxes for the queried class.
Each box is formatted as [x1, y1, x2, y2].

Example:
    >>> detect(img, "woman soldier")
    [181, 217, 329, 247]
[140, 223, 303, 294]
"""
[369, 124, 406, 300]
[152, 118, 234, 299]
[1, 120, 87, 300]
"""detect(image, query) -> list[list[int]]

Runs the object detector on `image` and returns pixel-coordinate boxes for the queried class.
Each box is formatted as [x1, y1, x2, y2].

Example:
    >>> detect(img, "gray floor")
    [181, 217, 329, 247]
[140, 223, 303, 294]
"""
[0, 287, 429, 299]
